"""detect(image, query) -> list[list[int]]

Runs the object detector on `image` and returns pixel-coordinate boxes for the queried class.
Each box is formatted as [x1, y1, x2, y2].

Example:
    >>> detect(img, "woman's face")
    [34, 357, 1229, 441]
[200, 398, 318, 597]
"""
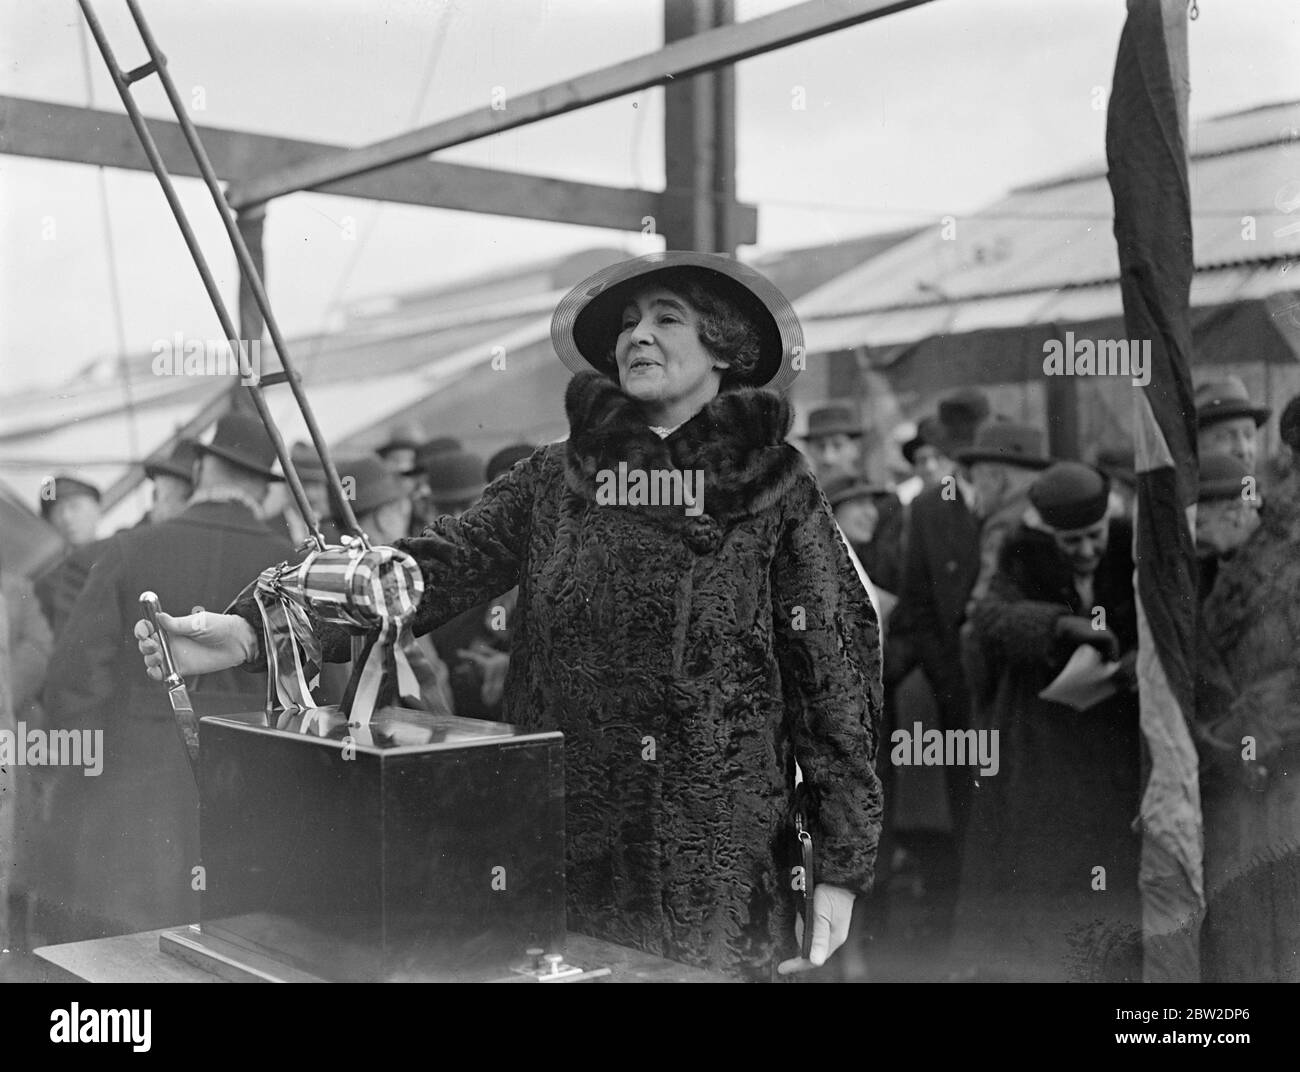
[614, 286, 728, 412]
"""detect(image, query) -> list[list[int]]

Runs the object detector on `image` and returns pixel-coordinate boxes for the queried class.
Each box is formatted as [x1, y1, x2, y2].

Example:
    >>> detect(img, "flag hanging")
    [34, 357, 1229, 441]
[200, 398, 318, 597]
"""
[1105, 0, 1203, 983]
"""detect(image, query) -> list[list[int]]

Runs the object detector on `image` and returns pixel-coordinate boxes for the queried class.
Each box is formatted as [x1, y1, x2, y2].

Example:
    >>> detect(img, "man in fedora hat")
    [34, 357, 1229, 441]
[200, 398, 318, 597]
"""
[142, 439, 199, 525]
[1196, 375, 1271, 476]
[956, 420, 1053, 608]
[899, 415, 954, 501]
[38, 412, 292, 941]
[955, 462, 1141, 981]
[802, 403, 864, 485]
[374, 421, 425, 479]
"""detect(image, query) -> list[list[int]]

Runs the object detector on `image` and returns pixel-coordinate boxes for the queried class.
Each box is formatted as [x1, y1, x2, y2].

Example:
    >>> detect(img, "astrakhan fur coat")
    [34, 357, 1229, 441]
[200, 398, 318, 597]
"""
[245, 372, 883, 980]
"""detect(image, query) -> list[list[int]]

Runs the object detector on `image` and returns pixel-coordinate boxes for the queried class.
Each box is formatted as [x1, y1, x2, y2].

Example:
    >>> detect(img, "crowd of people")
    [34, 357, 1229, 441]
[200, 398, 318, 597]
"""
[2, 249, 1297, 983]
[805, 373, 1299, 982]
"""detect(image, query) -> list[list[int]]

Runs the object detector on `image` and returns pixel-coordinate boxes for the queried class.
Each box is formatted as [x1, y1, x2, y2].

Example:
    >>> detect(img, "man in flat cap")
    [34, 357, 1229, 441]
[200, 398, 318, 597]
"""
[1195, 375, 1270, 476]
[38, 413, 293, 941]
[954, 462, 1141, 982]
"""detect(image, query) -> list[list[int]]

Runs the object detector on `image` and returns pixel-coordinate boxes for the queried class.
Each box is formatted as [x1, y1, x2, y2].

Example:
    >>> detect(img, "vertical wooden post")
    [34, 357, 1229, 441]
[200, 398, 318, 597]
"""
[662, 0, 738, 253]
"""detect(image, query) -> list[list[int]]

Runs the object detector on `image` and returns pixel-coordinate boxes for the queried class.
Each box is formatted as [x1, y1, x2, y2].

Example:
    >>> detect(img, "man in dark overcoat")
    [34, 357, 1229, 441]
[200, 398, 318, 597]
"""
[40, 414, 291, 939]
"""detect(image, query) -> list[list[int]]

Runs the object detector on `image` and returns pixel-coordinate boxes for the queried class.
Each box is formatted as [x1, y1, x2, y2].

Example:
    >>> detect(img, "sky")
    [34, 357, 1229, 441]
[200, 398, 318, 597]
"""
[2, 0, 1298, 394]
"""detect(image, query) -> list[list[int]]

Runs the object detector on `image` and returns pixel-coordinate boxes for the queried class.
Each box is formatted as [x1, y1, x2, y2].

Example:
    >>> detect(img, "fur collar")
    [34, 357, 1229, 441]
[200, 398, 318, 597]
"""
[563, 371, 806, 523]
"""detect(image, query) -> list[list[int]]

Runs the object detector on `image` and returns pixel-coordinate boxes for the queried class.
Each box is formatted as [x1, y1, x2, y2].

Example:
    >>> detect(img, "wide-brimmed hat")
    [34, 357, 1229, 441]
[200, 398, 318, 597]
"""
[1195, 376, 1271, 430]
[803, 403, 862, 441]
[551, 250, 804, 392]
[1029, 462, 1111, 531]
[336, 455, 406, 518]
[39, 474, 101, 519]
[1198, 453, 1253, 503]
[822, 473, 891, 509]
[143, 439, 200, 484]
[426, 449, 485, 506]
[955, 421, 1051, 471]
[195, 413, 283, 480]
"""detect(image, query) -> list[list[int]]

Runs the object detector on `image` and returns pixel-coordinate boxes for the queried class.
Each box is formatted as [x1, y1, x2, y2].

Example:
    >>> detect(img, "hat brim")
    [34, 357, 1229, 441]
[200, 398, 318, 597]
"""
[196, 442, 283, 481]
[1197, 403, 1272, 429]
[954, 449, 1052, 470]
[802, 423, 863, 441]
[143, 462, 195, 483]
[551, 252, 804, 393]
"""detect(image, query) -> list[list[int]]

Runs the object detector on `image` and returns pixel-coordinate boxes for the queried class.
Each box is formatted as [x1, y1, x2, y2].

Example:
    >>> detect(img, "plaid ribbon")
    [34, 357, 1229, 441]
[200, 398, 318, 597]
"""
[253, 544, 438, 727]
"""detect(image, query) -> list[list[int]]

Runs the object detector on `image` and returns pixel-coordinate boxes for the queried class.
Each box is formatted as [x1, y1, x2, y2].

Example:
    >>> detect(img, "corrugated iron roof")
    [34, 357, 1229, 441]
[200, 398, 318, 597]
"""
[797, 101, 1300, 344]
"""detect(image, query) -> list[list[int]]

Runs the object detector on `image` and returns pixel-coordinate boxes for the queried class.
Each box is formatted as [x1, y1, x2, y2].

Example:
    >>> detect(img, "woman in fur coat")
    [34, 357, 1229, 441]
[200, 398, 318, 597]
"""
[137, 252, 883, 982]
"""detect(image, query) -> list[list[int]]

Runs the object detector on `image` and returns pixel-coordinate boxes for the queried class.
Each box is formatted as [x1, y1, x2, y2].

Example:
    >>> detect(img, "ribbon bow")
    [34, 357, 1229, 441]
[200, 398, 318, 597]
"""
[253, 543, 440, 728]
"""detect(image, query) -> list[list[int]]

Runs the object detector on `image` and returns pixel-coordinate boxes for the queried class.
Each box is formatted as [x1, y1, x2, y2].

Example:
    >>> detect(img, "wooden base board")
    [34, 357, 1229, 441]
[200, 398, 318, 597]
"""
[159, 926, 326, 983]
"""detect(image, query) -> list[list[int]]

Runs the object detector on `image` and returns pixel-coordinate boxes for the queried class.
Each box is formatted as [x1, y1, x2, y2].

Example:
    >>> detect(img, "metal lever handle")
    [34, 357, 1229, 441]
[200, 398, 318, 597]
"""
[140, 590, 182, 687]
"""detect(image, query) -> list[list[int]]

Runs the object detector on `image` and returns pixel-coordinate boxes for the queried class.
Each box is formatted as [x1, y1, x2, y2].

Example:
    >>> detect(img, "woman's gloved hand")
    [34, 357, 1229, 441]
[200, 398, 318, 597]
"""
[134, 608, 258, 680]
[1054, 614, 1120, 662]
[776, 883, 856, 975]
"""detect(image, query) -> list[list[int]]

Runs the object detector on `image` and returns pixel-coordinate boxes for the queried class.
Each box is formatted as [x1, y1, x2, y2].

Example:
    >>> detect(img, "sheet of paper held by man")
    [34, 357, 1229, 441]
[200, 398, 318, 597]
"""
[1038, 645, 1121, 712]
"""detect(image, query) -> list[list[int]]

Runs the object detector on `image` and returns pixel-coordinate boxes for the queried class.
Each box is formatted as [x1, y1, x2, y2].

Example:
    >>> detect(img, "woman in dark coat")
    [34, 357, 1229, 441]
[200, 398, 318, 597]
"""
[137, 252, 883, 982]
[953, 462, 1142, 981]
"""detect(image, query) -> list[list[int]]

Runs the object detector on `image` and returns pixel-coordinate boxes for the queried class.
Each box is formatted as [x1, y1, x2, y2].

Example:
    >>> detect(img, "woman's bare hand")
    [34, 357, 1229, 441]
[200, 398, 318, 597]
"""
[134, 609, 258, 680]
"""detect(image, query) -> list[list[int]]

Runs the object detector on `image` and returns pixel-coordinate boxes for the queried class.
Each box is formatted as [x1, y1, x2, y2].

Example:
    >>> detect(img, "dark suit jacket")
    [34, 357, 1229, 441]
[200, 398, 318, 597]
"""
[887, 483, 980, 719]
[33, 539, 112, 642]
[40, 500, 291, 937]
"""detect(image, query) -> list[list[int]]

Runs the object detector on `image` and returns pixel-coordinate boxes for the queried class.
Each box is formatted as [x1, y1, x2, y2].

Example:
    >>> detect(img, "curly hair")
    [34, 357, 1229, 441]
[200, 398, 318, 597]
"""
[605, 267, 763, 389]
